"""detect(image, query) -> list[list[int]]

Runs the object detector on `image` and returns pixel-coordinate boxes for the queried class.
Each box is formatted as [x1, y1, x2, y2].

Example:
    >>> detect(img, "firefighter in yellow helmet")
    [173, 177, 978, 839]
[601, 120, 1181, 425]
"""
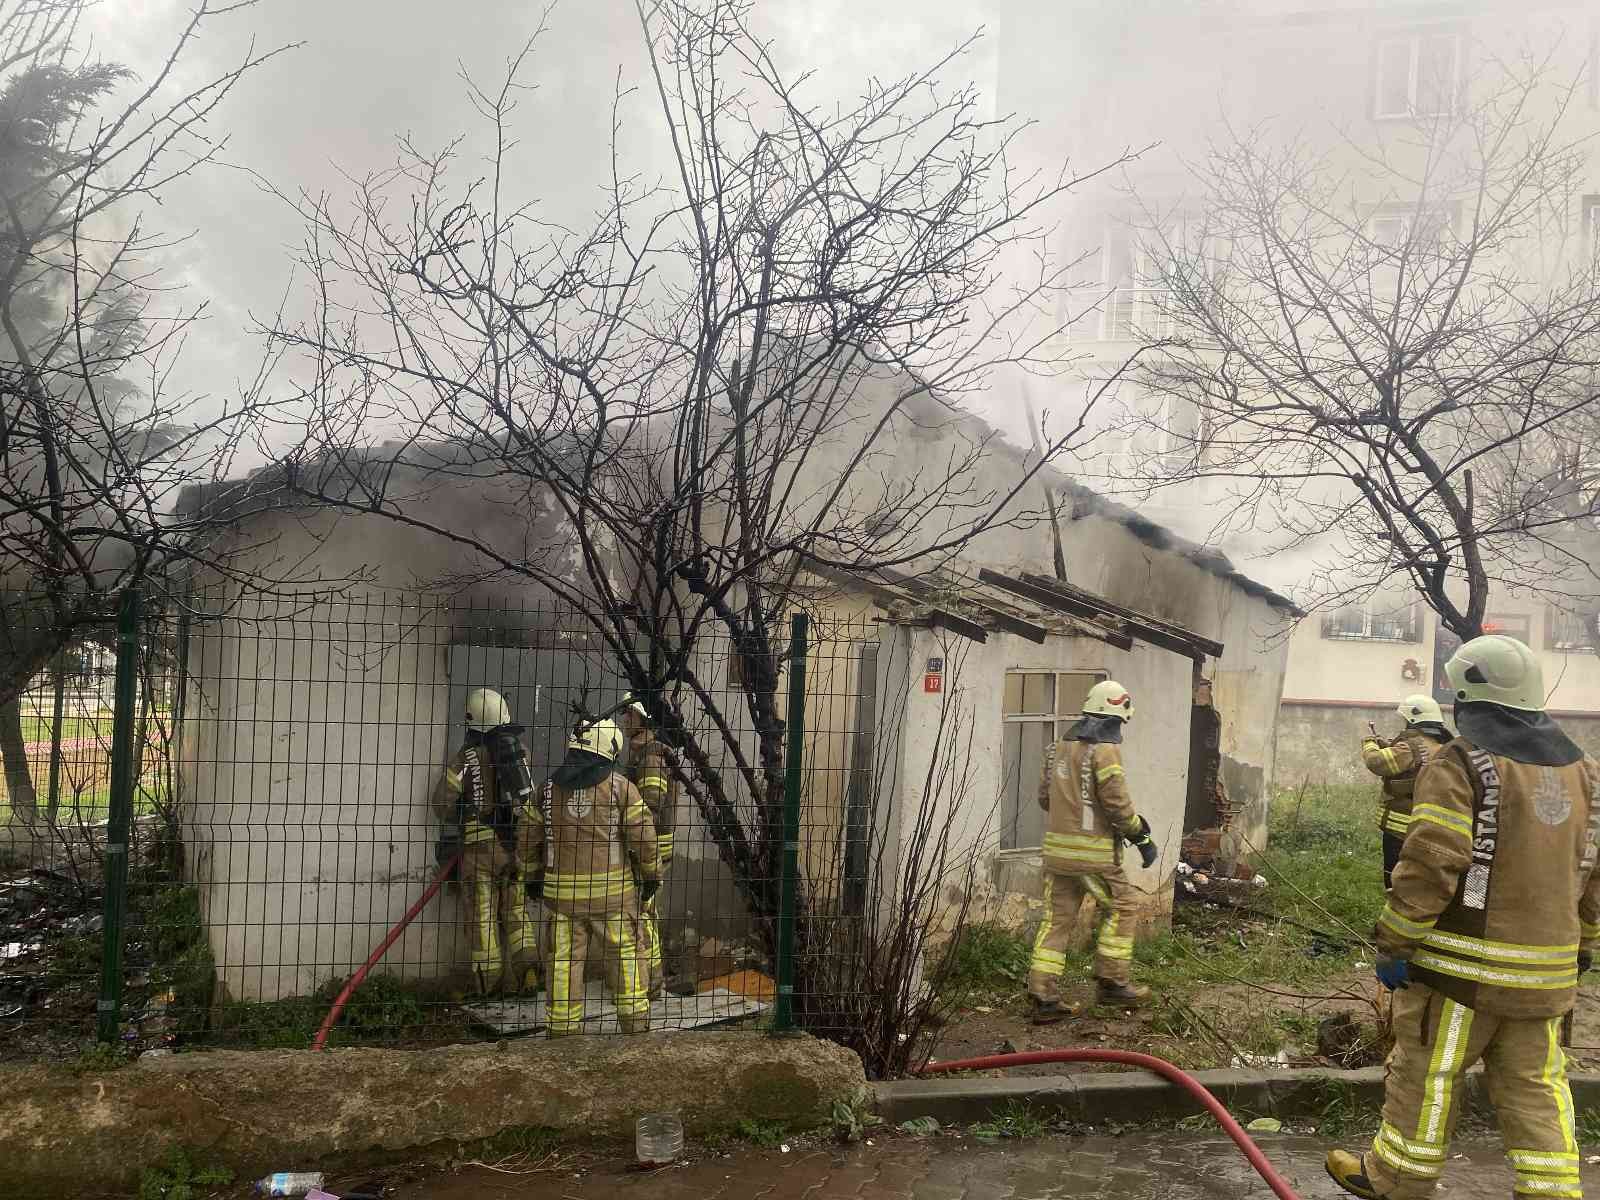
[1026, 680, 1160, 1022]
[1363, 694, 1451, 890]
[430, 687, 542, 996]
[520, 716, 660, 1036]
[1327, 635, 1600, 1200]
[619, 693, 683, 999]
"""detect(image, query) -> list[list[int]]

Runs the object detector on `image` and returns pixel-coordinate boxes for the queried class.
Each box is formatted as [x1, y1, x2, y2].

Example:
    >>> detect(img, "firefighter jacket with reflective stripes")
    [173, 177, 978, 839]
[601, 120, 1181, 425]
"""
[521, 772, 660, 916]
[1036, 739, 1140, 874]
[1363, 729, 1448, 837]
[431, 741, 512, 850]
[1375, 740, 1600, 1017]
[627, 733, 678, 867]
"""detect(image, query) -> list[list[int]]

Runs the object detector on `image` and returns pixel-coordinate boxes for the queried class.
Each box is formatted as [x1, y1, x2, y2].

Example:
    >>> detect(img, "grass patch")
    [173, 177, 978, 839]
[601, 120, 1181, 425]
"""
[1578, 1108, 1600, 1146]
[970, 1101, 1049, 1141]
[1136, 784, 1382, 996]
[136, 1146, 232, 1200]
[144, 884, 216, 1036]
[210, 973, 446, 1049]
[735, 1118, 791, 1148]
[1303, 1078, 1378, 1139]
[934, 922, 1033, 1002]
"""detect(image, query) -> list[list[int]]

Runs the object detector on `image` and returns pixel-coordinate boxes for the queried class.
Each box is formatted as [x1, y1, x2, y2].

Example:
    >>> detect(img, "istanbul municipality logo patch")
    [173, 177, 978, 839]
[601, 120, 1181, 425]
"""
[1533, 767, 1572, 826]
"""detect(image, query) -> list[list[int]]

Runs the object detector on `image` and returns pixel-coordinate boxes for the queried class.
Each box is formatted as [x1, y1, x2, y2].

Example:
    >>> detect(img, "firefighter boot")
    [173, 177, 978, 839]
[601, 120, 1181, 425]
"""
[1095, 978, 1150, 1007]
[1029, 997, 1080, 1026]
[1325, 1150, 1389, 1200]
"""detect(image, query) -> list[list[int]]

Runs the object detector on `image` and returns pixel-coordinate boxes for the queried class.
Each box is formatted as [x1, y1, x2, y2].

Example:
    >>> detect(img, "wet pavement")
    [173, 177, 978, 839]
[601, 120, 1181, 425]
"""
[393, 1132, 1600, 1198]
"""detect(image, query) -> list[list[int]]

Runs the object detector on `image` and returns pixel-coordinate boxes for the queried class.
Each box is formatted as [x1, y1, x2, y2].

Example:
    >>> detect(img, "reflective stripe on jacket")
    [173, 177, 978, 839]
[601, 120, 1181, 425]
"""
[1364, 729, 1447, 835]
[1037, 738, 1138, 875]
[521, 772, 660, 916]
[1376, 741, 1600, 1017]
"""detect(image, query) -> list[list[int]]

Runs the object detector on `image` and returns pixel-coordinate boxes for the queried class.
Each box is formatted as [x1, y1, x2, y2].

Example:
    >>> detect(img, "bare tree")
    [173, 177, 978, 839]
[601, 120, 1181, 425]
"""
[0, 1, 300, 841]
[262, 0, 1152, 1051]
[1119, 51, 1600, 637]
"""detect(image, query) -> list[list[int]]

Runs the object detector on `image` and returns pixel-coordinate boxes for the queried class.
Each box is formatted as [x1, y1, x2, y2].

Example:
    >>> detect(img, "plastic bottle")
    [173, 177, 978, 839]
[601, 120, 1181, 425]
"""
[254, 1173, 325, 1197]
[635, 1112, 684, 1166]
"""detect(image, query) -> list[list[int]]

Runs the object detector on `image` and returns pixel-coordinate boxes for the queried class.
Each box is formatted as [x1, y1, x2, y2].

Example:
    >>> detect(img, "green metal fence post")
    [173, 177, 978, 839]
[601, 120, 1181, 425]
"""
[773, 611, 808, 1034]
[96, 589, 141, 1044]
[45, 647, 65, 826]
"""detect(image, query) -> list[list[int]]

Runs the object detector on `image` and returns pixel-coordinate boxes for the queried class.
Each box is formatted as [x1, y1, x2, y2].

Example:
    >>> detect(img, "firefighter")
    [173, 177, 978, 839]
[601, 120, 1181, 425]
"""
[520, 717, 660, 1036]
[1363, 694, 1452, 891]
[1026, 680, 1161, 1022]
[430, 687, 541, 997]
[620, 694, 680, 998]
[1326, 634, 1600, 1200]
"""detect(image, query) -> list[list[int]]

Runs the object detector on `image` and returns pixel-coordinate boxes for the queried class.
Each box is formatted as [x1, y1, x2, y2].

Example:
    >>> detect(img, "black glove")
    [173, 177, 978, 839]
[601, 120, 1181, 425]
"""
[1125, 816, 1158, 870]
[1580, 951, 1593, 976]
[638, 879, 661, 905]
[524, 876, 544, 901]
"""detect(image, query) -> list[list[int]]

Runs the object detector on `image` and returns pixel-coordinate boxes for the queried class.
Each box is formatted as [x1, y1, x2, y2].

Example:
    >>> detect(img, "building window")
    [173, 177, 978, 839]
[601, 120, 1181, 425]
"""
[1321, 603, 1422, 643]
[1000, 669, 1106, 852]
[1546, 608, 1599, 652]
[1583, 195, 1600, 260]
[1482, 613, 1532, 644]
[1374, 30, 1461, 118]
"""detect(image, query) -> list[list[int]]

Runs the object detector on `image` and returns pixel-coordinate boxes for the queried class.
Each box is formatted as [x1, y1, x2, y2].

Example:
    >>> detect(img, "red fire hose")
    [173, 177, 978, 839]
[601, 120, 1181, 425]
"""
[919, 1049, 1304, 1200]
[311, 852, 463, 1052]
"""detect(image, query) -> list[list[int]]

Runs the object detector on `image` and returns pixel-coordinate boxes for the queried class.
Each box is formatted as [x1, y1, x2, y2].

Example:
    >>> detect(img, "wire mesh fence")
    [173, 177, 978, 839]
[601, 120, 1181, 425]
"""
[0, 588, 885, 1058]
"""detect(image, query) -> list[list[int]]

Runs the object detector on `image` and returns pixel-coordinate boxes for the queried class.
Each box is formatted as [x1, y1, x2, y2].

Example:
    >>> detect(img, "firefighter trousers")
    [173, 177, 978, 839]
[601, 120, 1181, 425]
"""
[461, 842, 540, 995]
[1027, 867, 1137, 1001]
[545, 909, 651, 1037]
[1381, 831, 1404, 893]
[1366, 983, 1580, 1199]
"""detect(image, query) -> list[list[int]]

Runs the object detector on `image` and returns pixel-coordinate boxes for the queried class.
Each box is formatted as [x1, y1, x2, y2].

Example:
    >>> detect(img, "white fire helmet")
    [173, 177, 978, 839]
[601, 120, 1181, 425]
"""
[1082, 680, 1135, 722]
[1396, 694, 1444, 726]
[465, 688, 512, 731]
[567, 717, 622, 762]
[1444, 634, 1546, 712]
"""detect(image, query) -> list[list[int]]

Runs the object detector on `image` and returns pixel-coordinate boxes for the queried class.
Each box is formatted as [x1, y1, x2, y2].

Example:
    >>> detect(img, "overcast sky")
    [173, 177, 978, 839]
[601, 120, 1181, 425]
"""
[85, 0, 999, 412]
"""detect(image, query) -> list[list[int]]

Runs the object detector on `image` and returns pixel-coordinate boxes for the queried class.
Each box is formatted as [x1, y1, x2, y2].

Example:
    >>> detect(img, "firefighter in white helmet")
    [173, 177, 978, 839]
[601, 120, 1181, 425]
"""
[1362, 693, 1451, 890]
[1327, 635, 1600, 1200]
[519, 716, 660, 1035]
[1026, 680, 1160, 1021]
[619, 693, 685, 998]
[430, 687, 542, 996]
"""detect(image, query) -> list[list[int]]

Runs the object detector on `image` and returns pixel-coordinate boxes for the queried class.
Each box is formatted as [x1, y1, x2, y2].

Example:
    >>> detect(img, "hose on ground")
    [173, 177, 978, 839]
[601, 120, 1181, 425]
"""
[312, 852, 463, 1052]
[918, 1049, 1303, 1200]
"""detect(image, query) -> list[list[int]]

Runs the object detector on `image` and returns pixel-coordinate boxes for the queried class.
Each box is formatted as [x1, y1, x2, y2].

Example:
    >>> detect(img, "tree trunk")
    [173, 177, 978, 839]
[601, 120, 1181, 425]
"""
[0, 694, 38, 828]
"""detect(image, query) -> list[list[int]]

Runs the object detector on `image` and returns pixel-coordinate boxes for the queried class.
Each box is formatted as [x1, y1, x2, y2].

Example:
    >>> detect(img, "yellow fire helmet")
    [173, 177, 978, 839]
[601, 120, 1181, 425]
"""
[567, 716, 622, 762]
[1396, 694, 1444, 726]
[465, 687, 511, 731]
[1445, 634, 1545, 711]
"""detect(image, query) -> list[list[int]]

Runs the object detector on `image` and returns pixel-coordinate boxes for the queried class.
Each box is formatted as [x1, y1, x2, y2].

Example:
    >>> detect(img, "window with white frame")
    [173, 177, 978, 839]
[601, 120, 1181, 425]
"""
[1583, 195, 1600, 261]
[1547, 607, 1600, 652]
[1000, 669, 1107, 852]
[1374, 30, 1461, 119]
[1321, 602, 1423, 643]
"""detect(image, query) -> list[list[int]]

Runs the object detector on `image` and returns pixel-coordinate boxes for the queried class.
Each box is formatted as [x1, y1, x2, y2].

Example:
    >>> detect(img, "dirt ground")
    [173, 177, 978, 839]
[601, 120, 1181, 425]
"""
[928, 972, 1600, 1076]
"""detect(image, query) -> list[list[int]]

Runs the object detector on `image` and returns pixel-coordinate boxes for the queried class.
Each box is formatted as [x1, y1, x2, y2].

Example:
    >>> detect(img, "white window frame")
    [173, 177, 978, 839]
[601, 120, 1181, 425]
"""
[1374, 30, 1462, 119]
[1582, 195, 1600, 261]
[999, 668, 1107, 854]
[1547, 608, 1599, 653]
[1321, 603, 1422, 644]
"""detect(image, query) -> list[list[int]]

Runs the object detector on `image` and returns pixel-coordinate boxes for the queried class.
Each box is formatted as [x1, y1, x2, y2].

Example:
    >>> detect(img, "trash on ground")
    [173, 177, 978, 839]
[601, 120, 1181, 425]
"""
[254, 1171, 325, 1197]
[1246, 1117, 1282, 1133]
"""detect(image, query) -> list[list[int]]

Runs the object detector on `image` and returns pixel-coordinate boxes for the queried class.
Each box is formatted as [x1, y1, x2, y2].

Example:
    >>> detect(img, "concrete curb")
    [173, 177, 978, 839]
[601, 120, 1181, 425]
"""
[1, 1032, 867, 1198]
[875, 1067, 1600, 1127]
